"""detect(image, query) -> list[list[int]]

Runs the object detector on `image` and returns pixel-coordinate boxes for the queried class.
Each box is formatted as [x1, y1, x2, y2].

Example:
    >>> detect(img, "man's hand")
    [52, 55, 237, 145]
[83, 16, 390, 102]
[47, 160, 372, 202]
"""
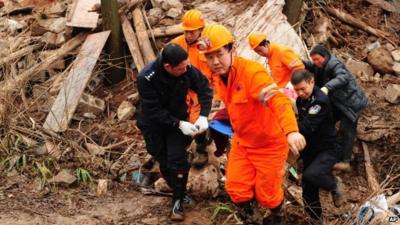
[179, 121, 199, 136]
[287, 132, 306, 157]
[194, 116, 208, 133]
[320, 87, 329, 95]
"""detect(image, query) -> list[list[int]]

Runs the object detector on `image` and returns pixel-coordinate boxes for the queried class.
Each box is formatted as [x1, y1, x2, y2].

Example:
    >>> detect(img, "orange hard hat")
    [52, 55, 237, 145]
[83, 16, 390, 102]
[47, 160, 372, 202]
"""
[181, 9, 205, 31]
[198, 24, 234, 53]
[248, 32, 267, 49]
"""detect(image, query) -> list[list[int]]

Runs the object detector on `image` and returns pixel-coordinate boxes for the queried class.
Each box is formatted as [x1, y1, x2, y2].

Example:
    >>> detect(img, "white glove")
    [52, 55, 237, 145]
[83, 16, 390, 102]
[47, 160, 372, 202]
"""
[194, 116, 208, 134]
[320, 87, 329, 95]
[178, 121, 198, 136]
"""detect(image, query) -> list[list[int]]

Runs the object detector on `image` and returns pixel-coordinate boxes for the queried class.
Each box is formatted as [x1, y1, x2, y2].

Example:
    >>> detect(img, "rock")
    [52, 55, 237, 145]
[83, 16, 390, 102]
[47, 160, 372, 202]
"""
[48, 169, 76, 185]
[366, 41, 380, 52]
[158, 18, 175, 26]
[0, 18, 26, 34]
[154, 177, 172, 192]
[45, 140, 62, 160]
[117, 101, 136, 121]
[147, 7, 164, 26]
[385, 84, 400, 104]
[83, 112, 96, 119]
[151, 0, 164, 8]
[166, 7, 182, 18]
[37, 17, 66, 33]
[391, 49, 400, 62]
[393, 62, 400, 76]
[384, 43, 395, 52]
[96, 179, 108, 196]
[161, 0, 183, 11]
[42, 1, 67, 16]
[85, 143, 105, 156]
[187, 164, 220, 198]
[367, 47, 394, 74]
[41, 32, 66, 48]
[34, 145, 48, 155]
[346, 58, 374, 79]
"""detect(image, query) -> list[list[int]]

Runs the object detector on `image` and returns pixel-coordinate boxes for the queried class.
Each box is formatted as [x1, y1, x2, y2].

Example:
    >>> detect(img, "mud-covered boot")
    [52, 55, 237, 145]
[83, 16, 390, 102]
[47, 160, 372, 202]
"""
[237, 201, 259, 225]
[170, 198, 184, 221]
[263, 202, 284, 225]
[192, 133, 209, 168]
[331, 176, 344, 208]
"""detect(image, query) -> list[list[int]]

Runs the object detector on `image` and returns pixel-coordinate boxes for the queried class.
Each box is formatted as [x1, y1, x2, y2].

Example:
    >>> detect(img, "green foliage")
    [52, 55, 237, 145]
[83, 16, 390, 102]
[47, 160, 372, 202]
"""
[75, 167, 92, 186]
[211, 203, 235, 221]
[34, 162, 52, 190]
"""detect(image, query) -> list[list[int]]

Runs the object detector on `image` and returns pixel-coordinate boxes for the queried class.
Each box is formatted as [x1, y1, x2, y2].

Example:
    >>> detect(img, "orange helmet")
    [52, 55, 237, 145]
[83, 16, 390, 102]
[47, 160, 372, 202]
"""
[248, 32, 267, 49]
[198, 24, 234, 53]
[181, 9, 205, 31]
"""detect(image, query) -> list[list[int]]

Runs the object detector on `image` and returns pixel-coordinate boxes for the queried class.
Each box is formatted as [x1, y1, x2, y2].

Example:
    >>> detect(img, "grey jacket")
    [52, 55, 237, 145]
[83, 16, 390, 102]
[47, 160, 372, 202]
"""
[304, 55, 368, 122]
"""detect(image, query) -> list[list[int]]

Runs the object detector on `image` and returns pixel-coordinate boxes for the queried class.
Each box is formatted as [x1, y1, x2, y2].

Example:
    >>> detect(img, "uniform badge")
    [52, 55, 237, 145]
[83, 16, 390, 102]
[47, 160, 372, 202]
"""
[308, 105, 321, 115]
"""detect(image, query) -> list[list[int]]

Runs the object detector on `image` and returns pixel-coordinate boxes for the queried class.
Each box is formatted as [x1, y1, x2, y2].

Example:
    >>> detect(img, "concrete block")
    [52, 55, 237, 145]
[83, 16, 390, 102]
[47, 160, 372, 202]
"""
[77, 93, 105, 114]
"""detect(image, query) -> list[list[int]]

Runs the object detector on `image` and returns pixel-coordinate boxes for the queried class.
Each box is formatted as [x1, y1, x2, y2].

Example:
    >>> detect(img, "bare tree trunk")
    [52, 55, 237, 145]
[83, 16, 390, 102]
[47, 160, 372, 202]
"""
[283, 0, 303, 29]
[101, 0, 125, 85]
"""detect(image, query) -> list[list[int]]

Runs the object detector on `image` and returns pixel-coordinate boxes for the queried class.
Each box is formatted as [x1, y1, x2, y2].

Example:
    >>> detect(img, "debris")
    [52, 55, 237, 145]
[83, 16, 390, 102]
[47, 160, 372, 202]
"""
[187, 164, 220, 198]
[391, 49, 400, 62]
[161, 0, 183, 11]
[148, 24, 183, 38]
[362, 142, 380, 193]
[367, 47, 395, 74]
[41, 32, 66, 48]
[147, 7, 164, 26]
[0, 18, 26, 34]
[385, 84, 400, 104]
[365, 0, 399, 13]
[48, 169, 76, 185]
[117, 101, 136, 121]
[325, 6, 390, 40]
[37, 17, 66, 33]
[121, 14, 145, 72]
[346, 58, 374, 79]
[45, 140, 62, 160]
[127, 92, 139, 102]
[0, 43, 43, 66]
[166, 7, 182, 18]
[66, 0, 100, 28]
[83, 112, 96, 119]
[366, 41, 381, 52]
[96, 179, 108, 196]
[393, 62, 400, 76]
[87, 75, 102, 92]
[77, 93, 105, 114]
[141, 217, 159, 225]
[132, 8, 156, 64]
[385, 43, 395, 52]
[43, 31, 110, 132]
[85, 143, 106, 156]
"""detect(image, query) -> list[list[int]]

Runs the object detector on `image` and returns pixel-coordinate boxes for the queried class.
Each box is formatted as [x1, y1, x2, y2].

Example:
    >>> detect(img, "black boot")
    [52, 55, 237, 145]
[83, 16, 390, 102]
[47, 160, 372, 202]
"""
[263, 202, 284, 225]
[169, 171, 189, 221]
[237, 201, 258, 225]
[192, 132, 209, 168]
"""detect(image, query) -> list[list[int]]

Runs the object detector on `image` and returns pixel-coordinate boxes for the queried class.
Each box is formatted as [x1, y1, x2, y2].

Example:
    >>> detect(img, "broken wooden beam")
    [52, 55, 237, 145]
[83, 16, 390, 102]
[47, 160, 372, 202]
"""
[362, 142, 380, 193]
[132, 8, 156, 64]
[325, 6, 389, 39]
[0, 43, 43, 65]
[121, 14, 145, 72]
[149, 24, 183, 38]
[66, 0, 100, 28]
[43, 31, 110, 132]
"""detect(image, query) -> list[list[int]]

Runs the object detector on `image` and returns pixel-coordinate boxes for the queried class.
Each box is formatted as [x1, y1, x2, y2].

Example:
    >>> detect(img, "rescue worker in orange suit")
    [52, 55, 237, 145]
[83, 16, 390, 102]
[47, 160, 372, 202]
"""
[198, 25, 306, 225]
[248, 32, 304, 99]
[291, 69, 344, 223]
[137, 44, 213, 221]
[171, 9, 228, 166]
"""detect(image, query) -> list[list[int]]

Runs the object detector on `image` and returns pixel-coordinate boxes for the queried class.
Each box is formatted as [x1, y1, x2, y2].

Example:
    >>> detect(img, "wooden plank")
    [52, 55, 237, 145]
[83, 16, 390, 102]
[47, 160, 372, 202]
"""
[132, 8, 156, 64]
[66, 0, 100, 28]
[121, 14, 145, 72]
[362, 142, 380, 193]
[149, 24, 183, 38]
[43, 31, 110, 132]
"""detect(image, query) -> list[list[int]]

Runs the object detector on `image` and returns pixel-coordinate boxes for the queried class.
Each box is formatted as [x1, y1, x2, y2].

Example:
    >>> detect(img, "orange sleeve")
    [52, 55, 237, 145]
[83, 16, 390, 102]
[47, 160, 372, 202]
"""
[281, 49, 304, 72]
[248, 68, 299, 135]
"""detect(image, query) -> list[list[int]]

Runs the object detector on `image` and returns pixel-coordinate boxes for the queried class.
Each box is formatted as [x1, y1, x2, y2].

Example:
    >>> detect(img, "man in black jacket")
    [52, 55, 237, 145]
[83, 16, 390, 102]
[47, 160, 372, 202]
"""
[304, 45, 368, 171]
[137, 44, 213, 221]
[292, 69, 344, 222]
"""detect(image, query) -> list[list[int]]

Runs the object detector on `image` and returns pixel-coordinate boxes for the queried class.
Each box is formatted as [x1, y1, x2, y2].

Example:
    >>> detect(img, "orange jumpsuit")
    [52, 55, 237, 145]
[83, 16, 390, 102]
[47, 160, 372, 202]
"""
[267, 43, 304, 88]
[171, 35, 218, 123]
[218, 56, 299, 208]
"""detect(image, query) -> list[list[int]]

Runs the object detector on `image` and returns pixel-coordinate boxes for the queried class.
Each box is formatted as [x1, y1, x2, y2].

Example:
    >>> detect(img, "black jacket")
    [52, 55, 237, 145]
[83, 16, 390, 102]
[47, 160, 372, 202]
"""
[297, 87, 338, 154]
[137, 58, 213, 129]
[304, 55, 368, 122]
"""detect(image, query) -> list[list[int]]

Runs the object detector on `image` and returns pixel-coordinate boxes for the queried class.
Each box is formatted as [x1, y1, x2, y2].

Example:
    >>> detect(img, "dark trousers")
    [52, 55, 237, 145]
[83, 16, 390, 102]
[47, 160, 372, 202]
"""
[301, 149, 339, 220]
[141, 126, 192, 200]
[209, 108, 230, 157]
[337, 115, 358, 162]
